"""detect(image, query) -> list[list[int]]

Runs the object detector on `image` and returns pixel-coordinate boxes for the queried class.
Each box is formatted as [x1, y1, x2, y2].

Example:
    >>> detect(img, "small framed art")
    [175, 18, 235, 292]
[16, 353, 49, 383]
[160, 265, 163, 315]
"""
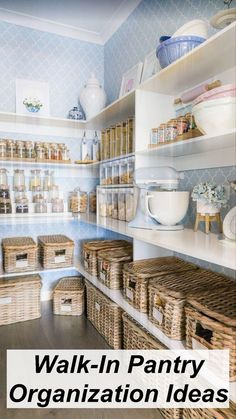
[141, 50, 160, 83]
[119, 62, 143, 98]
[16, 79, 50, 116]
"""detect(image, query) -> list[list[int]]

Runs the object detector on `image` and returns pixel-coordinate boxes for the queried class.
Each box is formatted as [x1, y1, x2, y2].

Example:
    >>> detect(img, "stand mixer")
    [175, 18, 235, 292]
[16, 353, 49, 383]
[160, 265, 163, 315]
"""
[128, 167, 189, 231]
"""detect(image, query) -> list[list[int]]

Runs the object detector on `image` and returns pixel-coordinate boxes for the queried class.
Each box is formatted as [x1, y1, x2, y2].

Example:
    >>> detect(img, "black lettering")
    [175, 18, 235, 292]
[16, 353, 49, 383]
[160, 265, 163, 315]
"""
[35, 355, 58, 373]
[101, 389, 113, 402]
[202, 388, 214, 402]
[130, 389, 143, 402]
[10, 384, 27, 403]
[76, 355, 90, 373]
[67, 388, 81, 402]
[128, 356, 144, 373]
[52, 389, 65, 402]
[57, 360, 69, 373]
[37, 389, 52, 408]
[189, 389, 201, 402]
[144, 389, 158, 402]
[87, 389, 99, 402]
[216, 389, 228, 403]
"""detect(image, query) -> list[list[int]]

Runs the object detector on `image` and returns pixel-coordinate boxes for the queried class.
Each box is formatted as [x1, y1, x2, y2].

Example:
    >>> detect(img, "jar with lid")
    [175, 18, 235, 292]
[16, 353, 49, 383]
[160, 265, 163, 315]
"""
[0, 185, 10, 199]
[16, 196, 29, 213]
[185, 112, 196, 130]
[52, 144, 61, 161]
[119, 159, 128, 184]
[0, 168, 8, 187]
[111, 191, 118, 219]
[69, 189, 88, 213]
[52, 198, 64, 213]
[118, 189, 126, 221]
[100, 163, 106, 186]
[0, 140, 7, 158]
[121, 121, 127, 155]
[43, 170, 54, 191]
[30, 169, 42, 191]
[100, 130, 106, 161]
[92, 132, 100, 162]
[126, 157, 134, 184]
[105, 129, 111, 160]
[15, 191, 28, 203]
[110, 127, 116, 159]
[158, 123, 167, 143]
[6, 140, 17, 159]
[25, 141, 35, 159]
[16, 141, 26, 159]
[105, 163, 112, 185]
[35, 198, 47, 213]
[13, 169, 25, 191]
[32, 191, 44, 203]
[112, 163, 119, 185]
[125, 188, 134, 222]
[36, 143, 45, 160]
[60, 144, 70, 161]
[115, 124, 122, 157]
[98, 189, 107, 217]
[166, 121, 178, 142]
[126, 118, 134, 154]
[49, 185, 59, 202]
[89, 191, 96, 213]
[0, 200, 12, 214]
[151, 128, 158, 145]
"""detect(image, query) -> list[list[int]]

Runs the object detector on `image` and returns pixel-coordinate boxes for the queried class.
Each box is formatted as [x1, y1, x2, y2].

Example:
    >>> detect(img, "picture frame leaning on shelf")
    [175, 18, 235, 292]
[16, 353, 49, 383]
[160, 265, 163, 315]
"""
[119, 62, 143, 98]
[141, 49, 160, 83]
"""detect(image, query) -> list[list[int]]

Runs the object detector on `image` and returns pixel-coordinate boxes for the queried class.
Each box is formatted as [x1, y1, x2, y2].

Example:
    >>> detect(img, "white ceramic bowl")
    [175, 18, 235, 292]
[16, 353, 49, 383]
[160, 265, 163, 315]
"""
[146, 191, 189, 226]
[192, 97, 236, 134]
[172, 19, 208, 39]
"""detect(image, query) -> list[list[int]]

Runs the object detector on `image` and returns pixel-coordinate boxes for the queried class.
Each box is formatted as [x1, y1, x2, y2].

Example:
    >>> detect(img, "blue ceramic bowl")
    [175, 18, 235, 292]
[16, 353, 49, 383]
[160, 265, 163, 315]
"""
[159, 35, 171, 43]
[156, 36, 205, 69]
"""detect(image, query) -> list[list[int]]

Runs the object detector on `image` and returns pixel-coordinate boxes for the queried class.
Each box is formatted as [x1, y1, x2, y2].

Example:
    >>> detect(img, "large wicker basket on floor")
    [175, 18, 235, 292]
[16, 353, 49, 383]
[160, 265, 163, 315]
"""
[97, 248, 133, 289]
[2, 236, 37, 273]
[0, 274, 41, 325]
[148, 269, 233, 340]
[122, 312, 166, 349]
[53, 276, 85, 316]
[83, 240, 132, 277]
[38, 235, 74, 269]
[182, 406, 236, 419]
[122, 257, 198, 313]
[186, 287, 236, 381]
[85, 280, 123, 349]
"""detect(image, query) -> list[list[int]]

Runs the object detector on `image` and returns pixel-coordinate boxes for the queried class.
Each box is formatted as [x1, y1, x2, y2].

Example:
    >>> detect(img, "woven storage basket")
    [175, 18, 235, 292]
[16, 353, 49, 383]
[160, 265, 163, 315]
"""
[38, 235, 74, 269]
[53, 276, 85, 316]
[97, 248, 133, 289]
[123, 257, 197, 313]
[182, 407, 235, 419]
[148, 269, 233, 340]
[85, 280, 123, 348]
[160, 409, 182, 419]
[0, 274, 41, 325]
[122, 312, 166, 349]
[186, 287, 236, 381]
[2, 236, 37, 273]
[83, 240, 131, 277]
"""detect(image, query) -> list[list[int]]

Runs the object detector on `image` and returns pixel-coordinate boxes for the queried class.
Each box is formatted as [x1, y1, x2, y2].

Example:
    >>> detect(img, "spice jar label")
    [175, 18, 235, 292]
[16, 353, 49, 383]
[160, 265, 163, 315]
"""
[126, 288, 133, 301]
[0, 297, 12, 305]
[152, 307, 163, 324]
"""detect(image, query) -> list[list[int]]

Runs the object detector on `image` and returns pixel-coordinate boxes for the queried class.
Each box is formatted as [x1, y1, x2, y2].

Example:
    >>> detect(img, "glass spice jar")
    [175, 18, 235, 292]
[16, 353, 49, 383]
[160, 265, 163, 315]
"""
[69, 189, 88, 213]
[52, 144, 61, 161]
[52, 198, 64, 213]
[15, 191, 28, 203]
[89, 191, 96, 213]
[49, 185, 59, 202]
[35, 198, 47, 213]
[0, 168, 9, 186]
[13, 169, 25, 191]
[6, 140, 17, 159]
[25, 141, 35, 159]
[0, 140, 7, 158]
[43, 170, 54, 191]
[0, 200, 12, 214]
[0, 185, 10, 199]
[158, 123, 167, 143]
[16, 141, 26, 159]
[36, 144, 45, 160]
[60, 144, 70, 161]
[16, 197, 29, 213]
[166, 121, 178, 142]
[30, 169, 42, 191]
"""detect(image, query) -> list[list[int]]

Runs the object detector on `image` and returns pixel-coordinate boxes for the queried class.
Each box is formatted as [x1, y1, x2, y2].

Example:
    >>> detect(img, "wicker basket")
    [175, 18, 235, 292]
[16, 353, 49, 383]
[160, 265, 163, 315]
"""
[2, 236, 37, 273]
[0, 274, 41, 325]
[186, 287, 236, 381]
[122, 312, 166, 349]
[85, 280, 123, 348]
[53, 276, 85, 316]
[182, 407, 235, 419]
[123, 257, 197, 313]
[97, 248, 133, 289]
[160, 409, 182, 419]
[83, 240, 131, 277]
[38, 235, 74, 269]
[148, 269, 233, 340]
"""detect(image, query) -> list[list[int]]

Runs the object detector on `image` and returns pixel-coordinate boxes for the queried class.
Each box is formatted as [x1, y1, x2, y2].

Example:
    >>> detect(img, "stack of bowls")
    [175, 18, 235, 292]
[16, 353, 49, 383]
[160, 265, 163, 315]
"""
[192, 84, 236, 134]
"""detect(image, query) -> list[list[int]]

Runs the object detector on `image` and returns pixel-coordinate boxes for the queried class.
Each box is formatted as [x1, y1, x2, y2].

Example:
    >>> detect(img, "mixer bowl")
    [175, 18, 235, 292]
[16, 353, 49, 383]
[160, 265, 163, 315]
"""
[146, 191, 189, 226]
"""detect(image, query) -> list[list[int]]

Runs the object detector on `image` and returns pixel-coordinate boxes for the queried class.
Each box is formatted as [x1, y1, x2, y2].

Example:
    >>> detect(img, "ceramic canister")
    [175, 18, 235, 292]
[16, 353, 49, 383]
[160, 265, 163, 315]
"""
[79, 73, 106, 120]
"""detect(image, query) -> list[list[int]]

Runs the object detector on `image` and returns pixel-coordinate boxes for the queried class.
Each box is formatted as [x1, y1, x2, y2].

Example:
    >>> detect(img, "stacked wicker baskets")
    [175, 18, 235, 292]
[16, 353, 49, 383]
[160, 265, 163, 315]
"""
[0, 274, 42, 325]
[53, 276, 85, 316]
[182, 406, 236, 418]
[148, 269, 233, 340]
[122, 257, 198, 313]
[186, 287, 236, 381]
[85, 280, 123, 349]
[38, 235, 74, 269]
[97, 247, 133, 289]
[2, 236, 37, 273]
[83, 240, 132, 277]
[122, 312, 166, 349]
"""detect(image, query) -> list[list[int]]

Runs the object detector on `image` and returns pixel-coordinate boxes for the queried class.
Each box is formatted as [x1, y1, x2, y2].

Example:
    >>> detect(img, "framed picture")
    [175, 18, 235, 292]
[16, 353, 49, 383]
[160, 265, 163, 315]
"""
[16, 79, 50, 116]
[141, 50, 160, 83]
[119, 62, 143, 98]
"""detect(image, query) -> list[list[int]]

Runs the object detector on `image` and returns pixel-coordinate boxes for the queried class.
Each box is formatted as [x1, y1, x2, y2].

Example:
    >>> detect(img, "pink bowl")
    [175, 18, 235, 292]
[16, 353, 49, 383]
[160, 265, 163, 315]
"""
[193, 84, 236, 106]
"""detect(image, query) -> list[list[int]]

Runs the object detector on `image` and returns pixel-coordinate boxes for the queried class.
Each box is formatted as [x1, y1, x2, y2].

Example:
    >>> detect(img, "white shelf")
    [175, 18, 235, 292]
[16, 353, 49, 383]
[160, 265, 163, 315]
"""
[80, 214, 236, 271]
[140, 22, 236, 95]
[0, 159, 100, 169]
[0, 212, 74, 224]
[76, 260, 185, 350]
[0, 265, 74, 279]
[0, 111, 86, 129]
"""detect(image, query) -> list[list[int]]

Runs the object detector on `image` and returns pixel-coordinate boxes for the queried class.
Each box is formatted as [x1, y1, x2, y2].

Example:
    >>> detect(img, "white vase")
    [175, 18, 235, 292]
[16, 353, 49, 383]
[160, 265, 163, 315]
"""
[79, 73, 106, 120]
[197, 200, 220, 215]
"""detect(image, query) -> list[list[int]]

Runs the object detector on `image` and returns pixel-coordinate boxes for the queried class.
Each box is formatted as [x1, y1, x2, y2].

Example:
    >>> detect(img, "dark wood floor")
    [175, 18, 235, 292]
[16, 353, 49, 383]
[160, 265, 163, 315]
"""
[0, 301, 162, 419]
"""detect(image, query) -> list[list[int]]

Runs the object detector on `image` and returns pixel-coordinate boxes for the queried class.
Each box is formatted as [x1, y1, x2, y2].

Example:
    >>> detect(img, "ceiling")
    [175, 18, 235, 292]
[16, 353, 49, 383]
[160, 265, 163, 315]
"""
[0, 0, 141, 44]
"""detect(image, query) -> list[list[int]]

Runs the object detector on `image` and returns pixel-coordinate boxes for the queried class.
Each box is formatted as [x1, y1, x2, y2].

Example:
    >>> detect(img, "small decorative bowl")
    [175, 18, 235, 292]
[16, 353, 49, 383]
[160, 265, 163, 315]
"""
[25, 105, 40, 113]
[156, 36, 205, 69]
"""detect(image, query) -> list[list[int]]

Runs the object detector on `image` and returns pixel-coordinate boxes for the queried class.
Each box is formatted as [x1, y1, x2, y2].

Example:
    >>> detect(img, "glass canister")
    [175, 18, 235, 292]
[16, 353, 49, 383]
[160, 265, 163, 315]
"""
[106, 191, 113, 217]
[0, 185, 10, 199]
[16, 197, 29, 214]
[121, 121, 127, 155]
[30, 169, 42, 191]
[127, 118, 134, 154]
[13, 169, 25, 191]
[98, 189, 107, 217]
[125, 188, 134, 222]
[111, 191, 118, 219]
[36, 143, 45, 160]
[0, 140, 7, 158]
[105, 163, 112, 185]
[166, 120, 178, 142]
[16, 141, 26, 159]
[52, 198, 64, 213]
[89, 191, 96, 213]
[15, 191, 28, 203]
[35, 198, 47, 213]
[126, 157, 135, 184]
[105, 129, 111, 160]
[115, 124, 122, 157]
[69, 189, 88, 213]
[49, 185, 59, 202]
[25, 141, 35, 159]
[7, 140, 17, 159]
[150, 128, 158, 145]
[0, 199, 12, 214]
[110, 127, 116, 159]
[119, 159, 128, 184]
[100, 163, 106, 186]
[0, 168, 8, 186]
[100, 130, 106, 161]
[32, 190, 44, 203]
[158, 123, 167, 143]
[43, 170, 54, 191]
[112, 162, 119, 185]
[118, 189, 126, 221]
[60, 144, 70, 161]
[53, 144, 61, 161]
[92, 132, 100, 162]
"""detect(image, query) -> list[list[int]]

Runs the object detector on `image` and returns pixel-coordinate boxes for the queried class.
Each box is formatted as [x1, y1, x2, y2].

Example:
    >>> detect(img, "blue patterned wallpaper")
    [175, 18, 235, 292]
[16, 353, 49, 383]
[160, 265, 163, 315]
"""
[0, 21, 104, 118]
[104, 0, 225, 103]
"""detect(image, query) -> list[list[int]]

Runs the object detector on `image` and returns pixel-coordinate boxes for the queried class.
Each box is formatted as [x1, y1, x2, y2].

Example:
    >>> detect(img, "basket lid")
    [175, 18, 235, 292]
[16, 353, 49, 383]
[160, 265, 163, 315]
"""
[122, 313, 166, 349]
[97, 247, 133, 262]
[149, 269, 234, 299]
[54, 276, 84, 292]
[2, 236, 37, 249]
[188, 286, 236, 328]
[123, 257, 197, 280]
[83, 240, 131, 252]
[0, 274, 41, 288]
[38, 235, 74, 246]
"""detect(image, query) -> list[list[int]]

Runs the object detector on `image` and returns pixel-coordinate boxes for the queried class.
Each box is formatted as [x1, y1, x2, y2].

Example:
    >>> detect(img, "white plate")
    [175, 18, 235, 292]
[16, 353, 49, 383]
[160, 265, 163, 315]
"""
[210, 9, 236, 29]
[223, 207, 236, 241]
